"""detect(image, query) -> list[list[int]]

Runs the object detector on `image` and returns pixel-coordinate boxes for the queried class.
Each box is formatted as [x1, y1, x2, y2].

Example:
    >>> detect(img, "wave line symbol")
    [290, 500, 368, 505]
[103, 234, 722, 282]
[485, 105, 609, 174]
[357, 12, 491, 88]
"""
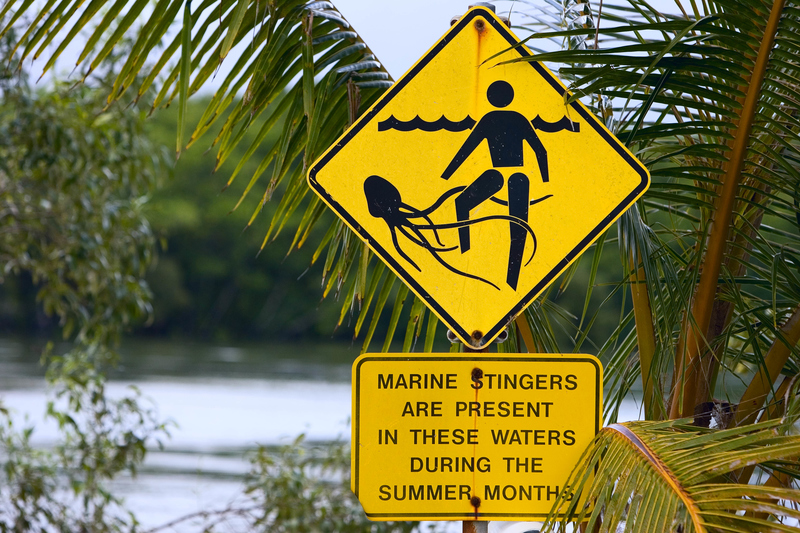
[378, 115, 476, 132]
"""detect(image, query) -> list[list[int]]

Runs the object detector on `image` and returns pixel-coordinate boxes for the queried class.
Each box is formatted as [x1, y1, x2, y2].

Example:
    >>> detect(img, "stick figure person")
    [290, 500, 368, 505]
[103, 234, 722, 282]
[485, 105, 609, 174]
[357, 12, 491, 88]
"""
[441, 80, 576, 290]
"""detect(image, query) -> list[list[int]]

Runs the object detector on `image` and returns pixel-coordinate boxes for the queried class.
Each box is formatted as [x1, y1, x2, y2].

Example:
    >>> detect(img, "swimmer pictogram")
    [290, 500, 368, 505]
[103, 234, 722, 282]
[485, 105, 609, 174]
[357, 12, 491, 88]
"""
[371, 80, 579, 290]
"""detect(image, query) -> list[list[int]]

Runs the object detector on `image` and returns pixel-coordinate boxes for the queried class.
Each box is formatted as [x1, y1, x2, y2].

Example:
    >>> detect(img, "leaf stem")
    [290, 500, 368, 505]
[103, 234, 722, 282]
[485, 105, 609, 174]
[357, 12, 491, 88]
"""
[670, 0, 786, 418]
[629, 255, 664, 420]
[735, 305, 800, 426]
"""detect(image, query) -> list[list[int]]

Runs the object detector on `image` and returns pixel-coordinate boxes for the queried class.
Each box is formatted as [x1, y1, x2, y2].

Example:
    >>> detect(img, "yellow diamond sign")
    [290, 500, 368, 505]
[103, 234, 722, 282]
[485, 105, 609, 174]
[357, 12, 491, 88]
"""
[308, 6, 649, 348]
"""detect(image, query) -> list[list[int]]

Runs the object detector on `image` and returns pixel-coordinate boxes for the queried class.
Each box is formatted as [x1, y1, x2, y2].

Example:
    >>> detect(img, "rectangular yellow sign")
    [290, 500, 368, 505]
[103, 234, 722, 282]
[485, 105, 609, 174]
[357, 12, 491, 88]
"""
[352, 354, 602, 521]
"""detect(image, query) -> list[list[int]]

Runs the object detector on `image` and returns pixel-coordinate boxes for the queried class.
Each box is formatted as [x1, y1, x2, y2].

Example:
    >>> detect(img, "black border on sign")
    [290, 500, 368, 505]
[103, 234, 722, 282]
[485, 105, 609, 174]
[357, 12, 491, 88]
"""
[308, 7, 649, 347]
[353, 355, 602, 520]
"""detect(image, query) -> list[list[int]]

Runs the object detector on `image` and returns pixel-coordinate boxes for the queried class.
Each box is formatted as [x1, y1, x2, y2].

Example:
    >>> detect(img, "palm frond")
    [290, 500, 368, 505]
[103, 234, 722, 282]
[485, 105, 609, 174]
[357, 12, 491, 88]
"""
[507, 0, 800, 422]
[544, 416, 800, 532]
[2, 0, 413, 347]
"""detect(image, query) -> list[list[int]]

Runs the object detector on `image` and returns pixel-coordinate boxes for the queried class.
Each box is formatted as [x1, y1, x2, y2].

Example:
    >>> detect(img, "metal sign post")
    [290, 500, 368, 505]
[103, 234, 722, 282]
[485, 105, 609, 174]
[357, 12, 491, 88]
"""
[461, 336, 490, 533]
[464, 519, 489, 533]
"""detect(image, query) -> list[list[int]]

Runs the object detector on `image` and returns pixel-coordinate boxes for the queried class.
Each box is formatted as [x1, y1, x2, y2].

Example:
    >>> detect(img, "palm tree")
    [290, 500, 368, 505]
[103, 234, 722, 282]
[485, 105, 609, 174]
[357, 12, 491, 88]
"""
[521, 0, 800, 528]
[4, 0, 800, 530]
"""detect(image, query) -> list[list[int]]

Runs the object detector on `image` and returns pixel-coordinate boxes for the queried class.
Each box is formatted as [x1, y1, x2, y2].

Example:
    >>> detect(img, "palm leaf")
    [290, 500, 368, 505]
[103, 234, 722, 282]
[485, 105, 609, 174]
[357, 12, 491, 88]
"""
[508, 0, 800, 424]
[544, 417, 800, 532]
[2, 0, 410, 348]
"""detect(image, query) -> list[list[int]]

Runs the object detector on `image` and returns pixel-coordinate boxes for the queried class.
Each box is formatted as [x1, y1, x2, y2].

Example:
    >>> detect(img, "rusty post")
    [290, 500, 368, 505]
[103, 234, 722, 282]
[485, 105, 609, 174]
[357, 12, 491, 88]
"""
[463, 520, 489, 533]
[463, 344, 487, 528]
[448, 4, 507, 531]
[450, 328, 506, 529]
[452, 3, 510, 26]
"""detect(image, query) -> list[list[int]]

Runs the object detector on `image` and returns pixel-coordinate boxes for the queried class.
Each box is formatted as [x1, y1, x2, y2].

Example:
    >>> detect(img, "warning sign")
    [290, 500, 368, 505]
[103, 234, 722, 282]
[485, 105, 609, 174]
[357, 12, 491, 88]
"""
[308, 6, 649, 348]
[351, 354, 602, 521]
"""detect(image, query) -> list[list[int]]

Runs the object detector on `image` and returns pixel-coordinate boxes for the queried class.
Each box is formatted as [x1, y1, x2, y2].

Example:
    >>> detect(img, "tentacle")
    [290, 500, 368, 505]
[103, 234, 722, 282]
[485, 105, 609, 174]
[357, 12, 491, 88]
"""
[422, 211, 445, 246]
[523, 230, 537, 266]
[400, 208, 445, 246]
[489, 194, 553, 207]
[414, 214, 538, 264]
[406, 186, 466, 217]
[398, 224, 457, 252]
[529, 194, 553, 207]
[390, 225, 420, 271]
[396, 224, 498, 289]
[427, 245, 500, 290]
[396, 186, 468, 246]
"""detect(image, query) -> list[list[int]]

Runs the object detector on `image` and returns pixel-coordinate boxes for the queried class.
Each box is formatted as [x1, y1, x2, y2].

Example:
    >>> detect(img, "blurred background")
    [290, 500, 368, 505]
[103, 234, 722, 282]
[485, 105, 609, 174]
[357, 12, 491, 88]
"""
[0, 1, 636, 530]
[0, 94, 629, 533]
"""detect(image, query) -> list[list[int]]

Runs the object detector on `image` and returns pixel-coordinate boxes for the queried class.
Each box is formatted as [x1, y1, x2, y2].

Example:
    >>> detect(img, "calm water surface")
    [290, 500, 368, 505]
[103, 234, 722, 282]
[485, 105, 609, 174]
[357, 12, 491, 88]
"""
[0, 338, 640, 532]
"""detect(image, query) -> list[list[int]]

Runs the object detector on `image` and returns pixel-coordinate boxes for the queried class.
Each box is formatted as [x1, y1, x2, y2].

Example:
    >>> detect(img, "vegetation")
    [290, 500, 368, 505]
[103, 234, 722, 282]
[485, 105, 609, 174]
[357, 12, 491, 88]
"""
[0, 95, 347, 343]
[0, 94, 429, 345]
[151, 436, 421, 533]
[527, 0, 800, 527]
[0, 36, 401, 532]
[0, 45, 169, 530]
[3, 0, 800, 530]
[141, 101, 361, 343]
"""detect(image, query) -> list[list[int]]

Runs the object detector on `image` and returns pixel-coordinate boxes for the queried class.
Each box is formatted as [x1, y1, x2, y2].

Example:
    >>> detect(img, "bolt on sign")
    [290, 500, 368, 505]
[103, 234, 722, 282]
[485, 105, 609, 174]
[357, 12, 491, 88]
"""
[307, 6, 649, 348]
[352, 354, 602, 521]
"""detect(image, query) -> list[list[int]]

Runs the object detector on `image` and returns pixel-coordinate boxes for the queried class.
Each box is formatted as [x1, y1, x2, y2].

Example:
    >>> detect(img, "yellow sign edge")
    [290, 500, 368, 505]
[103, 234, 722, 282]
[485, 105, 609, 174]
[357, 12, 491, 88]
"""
[350, 352, 603, 521]
[308, 6, 650, 349]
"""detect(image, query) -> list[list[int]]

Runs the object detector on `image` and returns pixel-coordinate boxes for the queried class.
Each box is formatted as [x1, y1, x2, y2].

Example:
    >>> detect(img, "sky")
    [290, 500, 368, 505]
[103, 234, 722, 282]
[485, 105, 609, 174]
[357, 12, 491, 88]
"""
[333, 1, 517, 79]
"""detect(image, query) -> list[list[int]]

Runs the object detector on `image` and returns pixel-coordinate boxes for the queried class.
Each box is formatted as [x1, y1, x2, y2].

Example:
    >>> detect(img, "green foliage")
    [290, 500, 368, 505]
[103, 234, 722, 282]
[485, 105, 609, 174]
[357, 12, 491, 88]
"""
[546, 416, 800, 532]
[1, 351, 169, 532]
[512, 0, 800, 527]
[244, 437, 423, 533]
[0, 0, 414, 351]
[0, 38, 171, 531]
[141, 99, 353, 342]
[6, 0, 800, 530]
[515, 0, 800, 422]
[0, 74, 162, 349]
[148, 437, 430, 533]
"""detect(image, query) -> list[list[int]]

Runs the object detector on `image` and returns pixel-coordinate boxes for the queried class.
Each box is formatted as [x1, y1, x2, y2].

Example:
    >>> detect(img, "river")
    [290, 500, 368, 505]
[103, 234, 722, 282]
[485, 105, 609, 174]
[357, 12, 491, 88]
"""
[0, 337, 640, 532]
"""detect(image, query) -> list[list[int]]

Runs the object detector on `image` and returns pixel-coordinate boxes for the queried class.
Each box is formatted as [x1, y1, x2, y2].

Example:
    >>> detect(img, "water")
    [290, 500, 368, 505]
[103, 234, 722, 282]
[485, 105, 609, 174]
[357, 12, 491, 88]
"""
[0, 338, 641, 532]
